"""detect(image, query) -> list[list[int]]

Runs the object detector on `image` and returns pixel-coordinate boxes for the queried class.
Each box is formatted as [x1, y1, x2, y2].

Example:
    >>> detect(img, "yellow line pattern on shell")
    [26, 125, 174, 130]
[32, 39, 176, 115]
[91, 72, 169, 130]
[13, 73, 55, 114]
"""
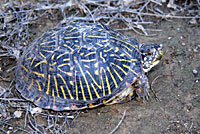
[68, 27, 76, 32]
[41, 45, 56, 48]
[110, 54, 117, 57]
[81, 59, 96, 62]
[131, 59, 137, 61]
[50, 32, 57, 37]
[36, 80, 42, 91]
[100, 52, 106, 62]
[54, 75, 60, 97]
[24, 57, 32, 61]
[79, 76, 86, 101]
[98, 29, 103, 31]
[66, 41, 71, 43]
[86, 71, 101, 89]
[64, 36, 81, 39]
[114, 58, 131, 62]
[28, 79, 34, 90]
[32, 71, 45, 77]
[84, 65, 90, 68]
[75, 71, 78, 100]
[42, 49, 54, 53]
[122, 64, 138, 76]
[111, 37, 135, 48]
[77, 62, 93, 100]
[121, 44, 132, 51]
[123, 49, 132, 57]
[104, 47, 113, 52]
[95, 70, 99, 75]
[51, 54, 55, 60]
[100, 67, 105, 96]
[52, 88, 55, 96]
[107, 66, 118, 88]
[60, 86, 67, 99]
[58, 68, 72, 76]
[114, 47, 119, 52]
[64, 44, 74, 51]
[57, 52, 68, 59]
[112, 68, 123, 81]
[46, 74, 50, 94]
[111, 63, 127, 75]
[35, 96, 42, 103]
[102, 39, 109, 42]
[21, 65, 28, 72]
[104, 68, 111, 94]
[95, 43, 103, 47]
[88, 35, 105, 38]
[57, 73, 73, 99]
[65, 31, 79, 36]
[49, 62, 57, 66]
[91, 83, 100, 98]
[58, 63, 69, 68]
[63, 58, 70, 61]
[85, 52, 96, 57]
[34, 60, 47, 68]
[30, 56, 36, 66]
[39, 52, 46, 58]
[40, 40, 55, 45]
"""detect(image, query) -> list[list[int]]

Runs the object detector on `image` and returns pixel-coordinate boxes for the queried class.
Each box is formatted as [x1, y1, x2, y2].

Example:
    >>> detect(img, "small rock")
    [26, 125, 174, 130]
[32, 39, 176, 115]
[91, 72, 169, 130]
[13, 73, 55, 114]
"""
[194, 48, 198, 52]
[168, 37, 172, 40]
[189, 18, 197, 25]
[192, 69, 198, 76]
[14, 111, 23, 118]
[181, 42, 185, 46]
[8, 127, 13, 130]
[30, 107, 42, 115]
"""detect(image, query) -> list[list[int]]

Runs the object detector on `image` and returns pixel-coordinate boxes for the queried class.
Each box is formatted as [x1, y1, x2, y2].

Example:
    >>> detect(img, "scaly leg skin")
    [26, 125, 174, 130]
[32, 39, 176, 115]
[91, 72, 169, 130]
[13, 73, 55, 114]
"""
[134, 73, 150, 101]
[105, 73, 150, 105]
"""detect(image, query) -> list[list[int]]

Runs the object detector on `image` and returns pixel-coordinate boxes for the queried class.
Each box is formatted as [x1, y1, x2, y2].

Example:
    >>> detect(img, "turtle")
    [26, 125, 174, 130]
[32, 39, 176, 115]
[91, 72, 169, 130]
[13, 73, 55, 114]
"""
[15, 22, 163, 111]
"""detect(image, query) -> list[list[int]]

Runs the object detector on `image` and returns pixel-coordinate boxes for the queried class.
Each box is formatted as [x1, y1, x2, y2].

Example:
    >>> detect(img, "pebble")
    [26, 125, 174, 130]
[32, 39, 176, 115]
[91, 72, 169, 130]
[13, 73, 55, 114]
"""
[182, 42, 186, 46]
[14, 110, 23, 118]
[30, 107, 42, 115]
[192, 69, 198, 76]
[168, 37, 172, 40]
[194, 48, 198, 52]
[189, 18, 197, 25]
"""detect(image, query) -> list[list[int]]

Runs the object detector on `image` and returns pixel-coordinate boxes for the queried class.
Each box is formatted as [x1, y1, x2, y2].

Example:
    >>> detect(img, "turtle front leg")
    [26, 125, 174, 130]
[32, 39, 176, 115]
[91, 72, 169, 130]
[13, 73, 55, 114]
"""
[134, 73, 150, 100]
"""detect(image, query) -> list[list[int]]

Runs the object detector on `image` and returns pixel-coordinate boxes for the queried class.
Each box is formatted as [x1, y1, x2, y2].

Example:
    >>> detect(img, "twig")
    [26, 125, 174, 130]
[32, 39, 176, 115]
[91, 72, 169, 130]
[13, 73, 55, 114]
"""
[109, 110, 127, 134]
[150, 74, 173, 101]
[70, 111, 80, 127]
[0, 98, 27, 102]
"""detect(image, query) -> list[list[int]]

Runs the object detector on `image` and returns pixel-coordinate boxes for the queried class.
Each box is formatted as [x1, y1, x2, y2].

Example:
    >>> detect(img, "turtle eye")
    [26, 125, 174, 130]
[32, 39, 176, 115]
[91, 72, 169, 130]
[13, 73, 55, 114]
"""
[147, 52, 152, 56]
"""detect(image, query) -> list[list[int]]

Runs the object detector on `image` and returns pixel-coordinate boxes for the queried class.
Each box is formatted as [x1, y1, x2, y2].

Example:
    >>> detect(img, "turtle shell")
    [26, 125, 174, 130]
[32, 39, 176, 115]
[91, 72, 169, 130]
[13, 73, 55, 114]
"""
[15, 22, 143, 111]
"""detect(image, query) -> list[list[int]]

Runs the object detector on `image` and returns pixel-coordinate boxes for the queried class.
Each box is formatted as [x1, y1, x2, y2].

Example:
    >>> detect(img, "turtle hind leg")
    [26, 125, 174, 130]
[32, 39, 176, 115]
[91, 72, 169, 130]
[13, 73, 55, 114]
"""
[134, 73, 150, 100]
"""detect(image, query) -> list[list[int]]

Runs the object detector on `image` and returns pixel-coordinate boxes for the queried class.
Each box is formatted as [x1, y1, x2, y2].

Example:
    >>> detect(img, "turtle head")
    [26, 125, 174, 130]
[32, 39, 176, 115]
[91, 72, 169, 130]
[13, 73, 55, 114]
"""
[139, 43, 163, 72]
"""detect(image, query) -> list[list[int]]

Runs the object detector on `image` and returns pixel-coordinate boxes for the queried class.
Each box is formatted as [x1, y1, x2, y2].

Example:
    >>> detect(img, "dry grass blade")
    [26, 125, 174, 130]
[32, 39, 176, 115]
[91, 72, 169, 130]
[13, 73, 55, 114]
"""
[109, 110, 127, 134]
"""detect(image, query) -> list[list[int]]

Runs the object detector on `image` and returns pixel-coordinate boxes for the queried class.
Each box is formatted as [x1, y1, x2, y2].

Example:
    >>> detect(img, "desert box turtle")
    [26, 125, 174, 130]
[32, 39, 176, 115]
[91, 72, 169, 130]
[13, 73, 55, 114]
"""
[15, 22, 163, 111]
